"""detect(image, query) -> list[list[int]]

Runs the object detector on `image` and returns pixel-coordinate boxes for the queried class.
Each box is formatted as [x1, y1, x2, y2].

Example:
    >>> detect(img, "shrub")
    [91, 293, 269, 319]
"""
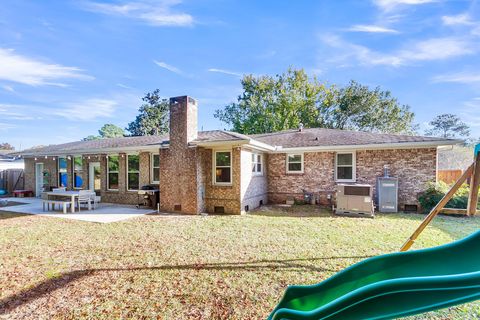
[418, 181, 478, 213]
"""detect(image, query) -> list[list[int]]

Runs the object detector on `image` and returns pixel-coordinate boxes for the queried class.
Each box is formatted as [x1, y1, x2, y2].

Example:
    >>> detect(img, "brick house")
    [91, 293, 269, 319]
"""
[18, 95, 459, 214]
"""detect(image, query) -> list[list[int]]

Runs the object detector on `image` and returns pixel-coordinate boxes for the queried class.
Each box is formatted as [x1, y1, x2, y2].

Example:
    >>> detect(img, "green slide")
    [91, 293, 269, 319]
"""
[268, 230, 480, 320]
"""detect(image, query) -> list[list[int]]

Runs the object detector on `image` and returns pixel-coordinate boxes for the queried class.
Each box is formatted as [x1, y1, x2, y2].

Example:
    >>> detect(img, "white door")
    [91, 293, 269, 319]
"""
[35, 163, 44, 197]
[89, 162, 101, 191]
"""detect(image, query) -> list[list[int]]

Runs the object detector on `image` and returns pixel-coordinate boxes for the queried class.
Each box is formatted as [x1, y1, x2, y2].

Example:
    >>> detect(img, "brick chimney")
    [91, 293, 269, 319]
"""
[159, 96, 201, 214]
[169, 96, 198, 147]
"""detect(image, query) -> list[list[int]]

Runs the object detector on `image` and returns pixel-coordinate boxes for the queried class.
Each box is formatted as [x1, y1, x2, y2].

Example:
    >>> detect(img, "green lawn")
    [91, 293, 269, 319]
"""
[1, 205, 480, 319]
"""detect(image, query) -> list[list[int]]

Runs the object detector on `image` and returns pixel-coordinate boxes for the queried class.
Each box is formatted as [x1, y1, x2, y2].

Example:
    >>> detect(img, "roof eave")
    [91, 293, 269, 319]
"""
[273, 139, 462, 153]
[17, 144, 162, 157]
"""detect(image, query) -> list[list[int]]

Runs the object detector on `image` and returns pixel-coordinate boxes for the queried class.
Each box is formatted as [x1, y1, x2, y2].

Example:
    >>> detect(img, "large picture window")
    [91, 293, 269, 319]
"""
[127, 154, 140, 190]
[58, 157, 68, 187]
[73, 156, 83, 188]
[252, 153, 263, 175]
[107, 155, 119, 190]
[151, 153, 160, 184]
[335, 152, 356, 182]
[214, 151, 232, 184]
[286, 154, 303, 173]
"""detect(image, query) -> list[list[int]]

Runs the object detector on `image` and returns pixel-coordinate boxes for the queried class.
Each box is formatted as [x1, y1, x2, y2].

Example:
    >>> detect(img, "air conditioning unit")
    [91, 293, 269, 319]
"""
[335, 184, 374, 218]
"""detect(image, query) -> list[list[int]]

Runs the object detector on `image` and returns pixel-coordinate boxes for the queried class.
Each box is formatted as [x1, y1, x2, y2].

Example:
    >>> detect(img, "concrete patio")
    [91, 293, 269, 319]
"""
[0, 197, 156, 223]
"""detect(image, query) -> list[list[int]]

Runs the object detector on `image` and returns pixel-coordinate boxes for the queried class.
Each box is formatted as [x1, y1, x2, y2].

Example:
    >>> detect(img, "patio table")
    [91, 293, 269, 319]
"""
[45, 191, 93, 213]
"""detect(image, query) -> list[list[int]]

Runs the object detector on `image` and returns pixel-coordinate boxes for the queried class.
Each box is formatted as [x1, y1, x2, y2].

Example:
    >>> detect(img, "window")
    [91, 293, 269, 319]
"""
[252, 153, 263, 175]
[151, 153, 160, 184]
[73, 156, 83, 188]
[287, 154, 303, 173]
[335, 152, 356, 182]
[107, 155, 119, 190]
[58, 157, 68, 187]
[127, 154, 140, 190]
[214, 151, 232, 184]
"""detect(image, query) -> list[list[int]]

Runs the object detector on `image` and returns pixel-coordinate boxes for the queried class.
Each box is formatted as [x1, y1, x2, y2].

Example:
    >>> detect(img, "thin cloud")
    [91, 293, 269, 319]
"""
[52, 99, 117, 121]
[0, 48, 93, 86]
[116, 83, 134, 89]
[208, 68, 242, 77]
[153, 60, 184, 75]
[346, 24, 399, 33]
[432, 72, 480, 84]
[2, 85, 14, 92]
[442, 13, 474, 26]
[0, 122, 17, 131]
[82, 0, 194, 27]
[320, 34, 476, 67]
[373, 0, 437, 11]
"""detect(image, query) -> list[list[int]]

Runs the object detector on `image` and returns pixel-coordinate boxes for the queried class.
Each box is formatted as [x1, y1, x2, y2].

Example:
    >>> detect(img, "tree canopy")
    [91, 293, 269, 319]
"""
[126, 89, 169, 136]
[425, 114, 470, 139]
[214, 68, 416, 135]
[0, 142, 14, 150]
[83, 124, 125, 141]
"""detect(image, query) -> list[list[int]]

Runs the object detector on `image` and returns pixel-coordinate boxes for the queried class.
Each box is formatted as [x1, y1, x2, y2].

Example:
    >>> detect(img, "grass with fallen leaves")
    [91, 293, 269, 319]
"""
[1, 205, 480, 319]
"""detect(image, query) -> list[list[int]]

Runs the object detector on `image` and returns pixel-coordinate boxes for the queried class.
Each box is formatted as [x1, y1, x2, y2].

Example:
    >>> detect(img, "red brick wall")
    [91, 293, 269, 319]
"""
[159, 96, 201, 214]
[201, 147, 242, 214]
[356, 148, 437, 207]
[267, 148, 437, 210]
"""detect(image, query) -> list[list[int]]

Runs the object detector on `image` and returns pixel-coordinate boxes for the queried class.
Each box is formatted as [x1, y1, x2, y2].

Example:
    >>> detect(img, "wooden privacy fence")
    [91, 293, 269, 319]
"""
[0, 169, 24, 194]
[438, 169, 463, 184]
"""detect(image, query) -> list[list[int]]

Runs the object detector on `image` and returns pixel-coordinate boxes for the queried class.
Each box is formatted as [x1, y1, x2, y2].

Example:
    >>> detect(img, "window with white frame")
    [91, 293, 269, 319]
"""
[58, 157, 68, 187]
[286, 154, 303, 173]
[214, 151, 232, 184]
[151, 153, 160, 184]
[127, 154, 140, 190]
[73, 156, 83, 188]
[252, 153, 263, 175]
[107, 155, 119, 190]
[335, 152, 356, 182]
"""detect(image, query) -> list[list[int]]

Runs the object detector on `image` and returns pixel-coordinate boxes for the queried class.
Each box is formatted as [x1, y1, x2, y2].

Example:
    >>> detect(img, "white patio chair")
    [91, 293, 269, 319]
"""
[77, 190, 94, 211]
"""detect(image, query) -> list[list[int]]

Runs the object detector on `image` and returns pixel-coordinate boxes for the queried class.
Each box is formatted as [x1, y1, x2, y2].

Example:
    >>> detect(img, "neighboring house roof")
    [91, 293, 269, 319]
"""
[250, 128, 459, 150]
[437, 145, 473, 171]
[15, 128, 460, 157]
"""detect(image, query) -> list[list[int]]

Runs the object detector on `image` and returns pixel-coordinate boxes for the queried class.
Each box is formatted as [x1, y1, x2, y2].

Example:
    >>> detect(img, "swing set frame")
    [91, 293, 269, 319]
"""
[400, 144, 480, 251]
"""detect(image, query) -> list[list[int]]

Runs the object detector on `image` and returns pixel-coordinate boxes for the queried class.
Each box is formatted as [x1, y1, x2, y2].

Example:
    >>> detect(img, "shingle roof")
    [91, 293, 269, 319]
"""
[193, 130, 249, 142]
[16, 130, 248, 156]
[16, 127, 459, 156]
[250, 128, 459, 148]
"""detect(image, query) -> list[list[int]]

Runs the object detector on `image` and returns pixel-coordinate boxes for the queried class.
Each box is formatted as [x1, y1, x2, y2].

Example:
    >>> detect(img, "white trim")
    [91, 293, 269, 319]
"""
[107, 154, 119, 191]
[251, 152, 264, 176]
[151, 153, 160, 184]
[274, 140, 461, 153]
[35, 162, 44, 197]
[57, 156, 68, 187]
[335, 151, 356, 183]
[286, 153, 304, 174]
[88, 162, 101, 191]
[72, 156, 83, 189]
[213, 149, 233, 186]
[126, 154, 140, 191]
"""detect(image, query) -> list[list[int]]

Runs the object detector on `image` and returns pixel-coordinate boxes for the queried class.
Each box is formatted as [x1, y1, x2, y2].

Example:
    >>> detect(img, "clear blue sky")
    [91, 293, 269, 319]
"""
[1, 0, 479, 149]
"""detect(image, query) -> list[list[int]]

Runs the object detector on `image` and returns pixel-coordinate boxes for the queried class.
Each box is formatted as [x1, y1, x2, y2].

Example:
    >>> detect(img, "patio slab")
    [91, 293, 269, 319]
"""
[0, 197, 155, 223]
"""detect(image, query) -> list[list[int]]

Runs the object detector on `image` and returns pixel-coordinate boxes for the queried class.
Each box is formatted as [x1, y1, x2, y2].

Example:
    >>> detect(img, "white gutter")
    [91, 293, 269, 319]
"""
[18, 145, 161, 157]
[273, 139, 462, 153]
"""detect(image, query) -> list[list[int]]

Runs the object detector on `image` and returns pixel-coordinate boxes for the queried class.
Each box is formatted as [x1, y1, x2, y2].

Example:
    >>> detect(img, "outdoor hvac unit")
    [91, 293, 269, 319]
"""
[376, 166, 399, 213]
[335, 184, 374, 218]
